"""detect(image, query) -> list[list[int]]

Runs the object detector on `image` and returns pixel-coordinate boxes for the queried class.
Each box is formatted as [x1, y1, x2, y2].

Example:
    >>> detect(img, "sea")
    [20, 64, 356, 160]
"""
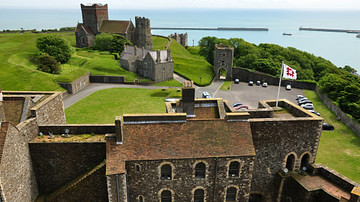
[1, 8, 360, 71]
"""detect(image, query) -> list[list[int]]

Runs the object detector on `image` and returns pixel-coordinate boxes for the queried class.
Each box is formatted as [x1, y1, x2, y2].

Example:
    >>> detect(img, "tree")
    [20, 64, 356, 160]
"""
[36, 53, 61, 74]
[198, 36, 218, 65]
[94, 33, 113, 51]
[36, 35, 73, 63]
[94, 33, 132, 53]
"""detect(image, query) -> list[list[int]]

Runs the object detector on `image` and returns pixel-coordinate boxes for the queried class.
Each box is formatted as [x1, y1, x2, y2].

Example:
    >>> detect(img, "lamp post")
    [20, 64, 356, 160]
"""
[200, 77, 202, 85]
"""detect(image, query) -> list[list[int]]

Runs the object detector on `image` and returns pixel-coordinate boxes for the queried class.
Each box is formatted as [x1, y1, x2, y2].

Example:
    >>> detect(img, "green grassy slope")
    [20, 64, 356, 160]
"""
[170, 39, 214, 86]
[306, 90, 360, 183]
[152, 36, 169, 50]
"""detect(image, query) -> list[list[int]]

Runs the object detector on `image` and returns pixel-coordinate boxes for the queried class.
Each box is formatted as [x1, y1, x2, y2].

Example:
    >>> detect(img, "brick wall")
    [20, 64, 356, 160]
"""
[58, 72, 90, 94]
[0, 120, 39, 202]
[30, 92, 66, 125]
[29, 142, 106, 194]
[249, 118, 322, 201]
[124, 157, 254, 202]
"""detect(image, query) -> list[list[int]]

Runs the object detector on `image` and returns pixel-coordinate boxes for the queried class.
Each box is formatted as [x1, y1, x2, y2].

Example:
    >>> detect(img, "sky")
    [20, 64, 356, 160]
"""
[1, 0, 360, 10]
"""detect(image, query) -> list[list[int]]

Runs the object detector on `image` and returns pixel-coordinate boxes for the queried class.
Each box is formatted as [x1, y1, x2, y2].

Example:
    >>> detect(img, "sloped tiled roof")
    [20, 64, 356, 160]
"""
[99, 20, 132, 34]
[106, 119, 255, 175]
[75, 23, 94, 35]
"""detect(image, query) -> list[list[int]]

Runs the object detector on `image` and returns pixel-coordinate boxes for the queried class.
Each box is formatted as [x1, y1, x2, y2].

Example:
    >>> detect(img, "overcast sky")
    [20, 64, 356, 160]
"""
[1, 0, 360, 10]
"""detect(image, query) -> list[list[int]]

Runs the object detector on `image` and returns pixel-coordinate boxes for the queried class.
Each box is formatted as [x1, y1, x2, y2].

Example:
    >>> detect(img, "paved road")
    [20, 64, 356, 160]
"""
[215, 82, 304, 109]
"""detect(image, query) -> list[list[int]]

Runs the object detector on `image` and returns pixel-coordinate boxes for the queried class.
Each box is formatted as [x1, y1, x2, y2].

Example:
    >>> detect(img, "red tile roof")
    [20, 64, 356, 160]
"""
[99, 20, 132, 34]
[106, 119, 255, 175]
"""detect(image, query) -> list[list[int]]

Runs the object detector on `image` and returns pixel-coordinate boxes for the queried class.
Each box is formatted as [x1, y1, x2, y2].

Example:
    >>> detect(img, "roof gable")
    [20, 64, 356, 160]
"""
[99, 20, 133, 34]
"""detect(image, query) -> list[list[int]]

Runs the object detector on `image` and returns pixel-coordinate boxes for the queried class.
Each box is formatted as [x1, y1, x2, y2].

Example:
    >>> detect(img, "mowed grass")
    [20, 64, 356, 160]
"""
[65, 88, 181, 124]
[152, 36, 169, 50]
[220, 81, 231, 90]
[305, 90, 360, 183]
[170, 39, 213, 86]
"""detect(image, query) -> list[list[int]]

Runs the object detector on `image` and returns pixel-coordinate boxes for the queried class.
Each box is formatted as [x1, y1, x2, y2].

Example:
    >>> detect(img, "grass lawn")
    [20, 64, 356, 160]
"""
[170, 39, 214, 86]
[220, 81, 231, 90]
[153, 79, 183, 87]
[305, 90, 360, 183]
[65, 88, 181, 124]
[152, 36, 169, 50]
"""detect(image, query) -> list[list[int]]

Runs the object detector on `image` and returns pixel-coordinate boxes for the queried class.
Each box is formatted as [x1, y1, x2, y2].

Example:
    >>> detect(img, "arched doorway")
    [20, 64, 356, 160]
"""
[300, 153, 310, 170]
[218, 68, 227, 80]
[285, 154, 295, 171]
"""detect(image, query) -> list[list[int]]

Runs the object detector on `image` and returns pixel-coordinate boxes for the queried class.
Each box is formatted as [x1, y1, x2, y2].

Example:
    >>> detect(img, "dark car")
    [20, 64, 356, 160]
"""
[234, 79, 239, 84]
[248, 80, 253, 86]
[322, 123, 334, 130]
[256, 81, 261, 86]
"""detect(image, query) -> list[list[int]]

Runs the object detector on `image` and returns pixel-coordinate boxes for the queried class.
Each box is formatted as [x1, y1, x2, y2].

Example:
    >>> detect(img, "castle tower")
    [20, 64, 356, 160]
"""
[134, 16, 153, 50]
[81, 3, 108, 35]
[214, 44, 233, 81]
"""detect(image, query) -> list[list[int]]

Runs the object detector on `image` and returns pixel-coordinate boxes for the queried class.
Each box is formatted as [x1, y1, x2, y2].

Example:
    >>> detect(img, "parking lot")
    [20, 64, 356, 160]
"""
[215, 81, 304, 109]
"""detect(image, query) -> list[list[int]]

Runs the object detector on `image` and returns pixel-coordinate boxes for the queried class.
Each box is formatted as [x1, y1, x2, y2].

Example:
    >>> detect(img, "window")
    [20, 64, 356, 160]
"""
[286, 154, 295, 171]
[161, 164, 172, 180]
[138, 195, 144, 202]
[136, 164, 141, 172]
[195, 163, 206, 178]
[194, 189, 204, 202]
[229, 161, 240, 177]
[161, 190, 172, 202]
[226, 187, 237, 201]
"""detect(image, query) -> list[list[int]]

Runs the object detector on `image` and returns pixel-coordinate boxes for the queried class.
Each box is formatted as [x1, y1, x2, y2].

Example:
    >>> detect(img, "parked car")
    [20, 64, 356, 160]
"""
[322, 122, 334, 130]
[286, 85, 291, 90]
[308, 110, 320, 116]
[248, 80, 254, 86]
[165, 98, 178, 102]
[202, 91, 211, 99]
[297, 98, 309, 103]
[296, 95, 304, 100]
[256, 81, 261, 86]
[233, 103, 243, 108]
[301, 103, 314, 110]
[234, 79, 239, 84]
[234, 105, 249, 110]
[262, 82, 268, 87]
[298, 100, 312, 105]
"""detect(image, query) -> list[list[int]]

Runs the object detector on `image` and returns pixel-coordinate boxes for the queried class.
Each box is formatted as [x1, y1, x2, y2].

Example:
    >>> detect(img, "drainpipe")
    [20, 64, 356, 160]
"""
[213, 157, 218, 201]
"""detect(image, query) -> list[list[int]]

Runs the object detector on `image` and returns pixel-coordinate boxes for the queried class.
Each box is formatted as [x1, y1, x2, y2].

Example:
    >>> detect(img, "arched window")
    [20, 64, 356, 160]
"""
[136, 164, 141, 172]
[195, 163, 206, 178]
[194, 189, 204, 202]
[226, 187, 237, 201]
[229, 161, 240, 177]
[138, 195, 144, 202]
[286, 154, 295, 171]
[300, 153, 310, 170]
[161, 190, 172, 202]
[161, 164, 172, 180]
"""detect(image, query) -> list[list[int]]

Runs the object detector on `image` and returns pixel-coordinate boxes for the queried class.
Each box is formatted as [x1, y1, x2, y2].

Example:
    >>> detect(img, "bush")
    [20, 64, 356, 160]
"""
[36, 53, 61, 74]
[94, 33, 132, 53]
[36, 35, 73, 63]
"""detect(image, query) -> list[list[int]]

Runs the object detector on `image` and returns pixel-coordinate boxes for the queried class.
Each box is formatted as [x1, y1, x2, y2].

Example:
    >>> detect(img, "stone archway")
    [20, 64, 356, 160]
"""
[218, 68, 227, 80]
[214, 44, 233, 81]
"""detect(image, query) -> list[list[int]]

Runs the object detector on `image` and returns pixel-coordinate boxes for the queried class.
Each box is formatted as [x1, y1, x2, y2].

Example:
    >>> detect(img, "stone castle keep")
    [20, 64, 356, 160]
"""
[1, 86, 360, 201]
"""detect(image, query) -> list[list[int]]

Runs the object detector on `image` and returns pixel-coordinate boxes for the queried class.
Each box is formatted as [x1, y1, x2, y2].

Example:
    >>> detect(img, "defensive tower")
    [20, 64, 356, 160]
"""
[80, 3, 108, 35]
[134, 16, 153, 50]
[214, 44, 233, 81]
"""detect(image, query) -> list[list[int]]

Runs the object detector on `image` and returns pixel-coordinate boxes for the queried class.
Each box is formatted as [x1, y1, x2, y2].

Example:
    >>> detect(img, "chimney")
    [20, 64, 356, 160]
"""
[156, 49, 161, 63]
[115, 116, 123, 144]
[167, 49, 171, 61]
[134, 45, 137, 56]
[181, 81, 195, 117]
[142, 46, 145, 57]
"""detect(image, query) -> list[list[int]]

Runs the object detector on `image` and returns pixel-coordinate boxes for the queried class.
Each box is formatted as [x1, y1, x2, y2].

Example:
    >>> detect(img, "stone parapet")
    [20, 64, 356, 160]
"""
[58, 72, 90, 94]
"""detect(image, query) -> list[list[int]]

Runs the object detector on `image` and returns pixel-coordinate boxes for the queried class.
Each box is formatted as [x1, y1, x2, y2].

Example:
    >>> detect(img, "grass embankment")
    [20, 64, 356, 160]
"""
[220, 81, 231, 90]
[306, 90, 360, 183]
[170, 40, 213, 86]
[152, 36, 169, 50]
[65, 88, 181, 124]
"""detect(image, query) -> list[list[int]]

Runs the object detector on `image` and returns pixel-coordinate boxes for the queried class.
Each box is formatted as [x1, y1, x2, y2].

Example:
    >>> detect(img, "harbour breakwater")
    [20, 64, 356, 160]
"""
[152, 27, 269, 31]
[299, 27, 360, 34]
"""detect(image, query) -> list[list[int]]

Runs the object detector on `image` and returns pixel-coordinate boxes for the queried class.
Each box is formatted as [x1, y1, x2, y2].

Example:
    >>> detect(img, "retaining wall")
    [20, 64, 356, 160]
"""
[58, 72, 90, 94]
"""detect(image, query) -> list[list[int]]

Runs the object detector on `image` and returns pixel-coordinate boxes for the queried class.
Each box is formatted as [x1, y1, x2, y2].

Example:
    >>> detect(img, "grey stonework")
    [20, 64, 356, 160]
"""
[169, 33, 188, 47]
[134, 17, 153, 50]
[214, 44, 234, 81]
[58, 72, 90, 94]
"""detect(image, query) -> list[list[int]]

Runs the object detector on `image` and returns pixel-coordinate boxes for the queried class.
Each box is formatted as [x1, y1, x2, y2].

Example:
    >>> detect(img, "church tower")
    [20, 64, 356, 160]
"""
[134, 16, 153, 50]
[81, 3, 108, 35]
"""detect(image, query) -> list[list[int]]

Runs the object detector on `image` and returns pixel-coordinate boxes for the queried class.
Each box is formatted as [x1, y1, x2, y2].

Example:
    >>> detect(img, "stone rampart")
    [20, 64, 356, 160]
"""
[30, 92, 66, 125]
[29, 142, 106, 194]
[232, 67, 317, 90]
[315, 86, 360, 138]
[58, 72, 90, 94]
[38, 124, 115, 135]
[0, 120, 39, 202]
[90, 75, 125, 83]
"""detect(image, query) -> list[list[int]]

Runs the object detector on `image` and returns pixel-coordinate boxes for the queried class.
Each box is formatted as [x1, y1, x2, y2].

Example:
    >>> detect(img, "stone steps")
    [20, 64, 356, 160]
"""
[44, 160, 106, 201]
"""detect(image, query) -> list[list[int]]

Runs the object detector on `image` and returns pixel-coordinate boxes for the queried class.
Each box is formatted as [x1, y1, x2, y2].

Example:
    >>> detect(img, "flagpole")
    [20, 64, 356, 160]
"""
[275, 61, 284, 108]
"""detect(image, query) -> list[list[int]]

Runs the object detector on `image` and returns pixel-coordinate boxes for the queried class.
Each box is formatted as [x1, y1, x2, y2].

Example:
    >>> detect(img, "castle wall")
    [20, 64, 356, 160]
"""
[58, 72, 90, 94]
[214, 45, 233, 81]
[81, 4, 108, 35]
[30, 92, 66, 125]
[249, 118, 322, 201]
[124, 157, 254, 202]
[134, 17, 153, 50]
[153, 62, 174, 82]
[0, 119, 39, 202]
[29, 142, 106, 194]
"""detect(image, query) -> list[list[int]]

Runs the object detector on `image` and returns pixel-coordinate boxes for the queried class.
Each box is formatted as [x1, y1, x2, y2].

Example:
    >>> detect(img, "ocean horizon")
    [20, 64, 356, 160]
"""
[1, 8, 360, 71]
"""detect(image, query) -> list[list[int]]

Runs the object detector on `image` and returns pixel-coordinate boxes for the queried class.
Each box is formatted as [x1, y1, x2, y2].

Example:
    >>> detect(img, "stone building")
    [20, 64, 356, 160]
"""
[169, 33, 188, 47]
[75, 3, 152, 49]
[214, 44, 234, 81]
[120, 46, 173, 82]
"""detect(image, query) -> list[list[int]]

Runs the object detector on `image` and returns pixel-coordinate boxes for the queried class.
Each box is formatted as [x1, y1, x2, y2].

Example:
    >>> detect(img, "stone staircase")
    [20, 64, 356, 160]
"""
[44, 160, 106, 201]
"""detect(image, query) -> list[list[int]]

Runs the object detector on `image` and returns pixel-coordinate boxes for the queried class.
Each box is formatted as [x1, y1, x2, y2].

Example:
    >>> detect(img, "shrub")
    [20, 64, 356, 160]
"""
[36, 53, 61, 74]
[36, 35, 73, 63]
[94, 33, 132, 53]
